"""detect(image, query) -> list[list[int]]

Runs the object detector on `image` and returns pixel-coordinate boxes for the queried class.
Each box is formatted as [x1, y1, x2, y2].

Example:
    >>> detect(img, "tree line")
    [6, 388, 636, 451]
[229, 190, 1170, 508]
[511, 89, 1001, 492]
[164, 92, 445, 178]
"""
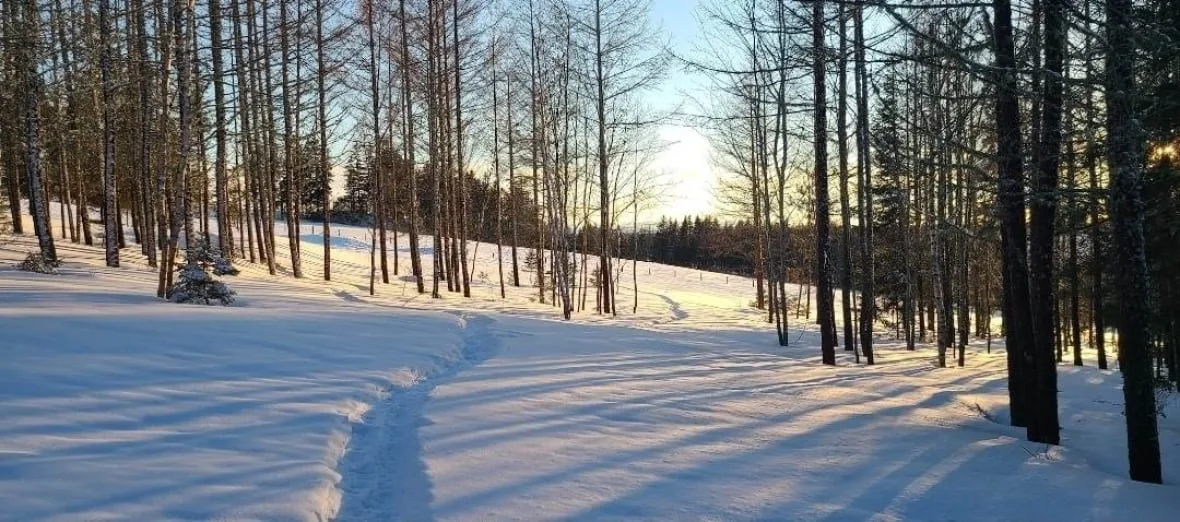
[0, 0, 667, 316]
[684, 0, 1176, 483]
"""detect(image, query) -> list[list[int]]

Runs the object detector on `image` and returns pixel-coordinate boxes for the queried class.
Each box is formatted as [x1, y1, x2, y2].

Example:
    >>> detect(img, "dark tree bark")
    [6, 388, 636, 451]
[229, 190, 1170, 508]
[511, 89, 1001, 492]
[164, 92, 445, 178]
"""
[162, 0, 193, 297]
[18, 0, 55, 261]
[837, 2, 855, 353]
[993, 0, 1033, 428]
[211, 0, 232, 259]
[428, 0, 443, 299]
[99, 0, 118, 267]
[400, 0, 425, 294]
[280, 0, 302, 278]
[366, 0, 382, 294]
[529, 0, 546, 305]
[492, 39, 505, 299]
[1068, 134, 1083, 368]
[1105, 0, 1162, 484]
[315, 0, 331, 280]
[132, 0, 155, 264]
[507, 68, 520, 288]
[813, 0, 837, 365]
[1084, 0, 1107, 370]
[454, 0, 470, 298]
[854, 3, 874, 364]
[1026, 0, 1064, 445]
[593, 0, 613, 315]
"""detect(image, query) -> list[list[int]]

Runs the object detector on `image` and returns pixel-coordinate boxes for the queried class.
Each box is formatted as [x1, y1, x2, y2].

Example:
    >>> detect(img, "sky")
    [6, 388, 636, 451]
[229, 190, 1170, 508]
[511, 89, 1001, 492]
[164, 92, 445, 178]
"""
[328, 0, 719, 224]
[644, 0, 718, 221]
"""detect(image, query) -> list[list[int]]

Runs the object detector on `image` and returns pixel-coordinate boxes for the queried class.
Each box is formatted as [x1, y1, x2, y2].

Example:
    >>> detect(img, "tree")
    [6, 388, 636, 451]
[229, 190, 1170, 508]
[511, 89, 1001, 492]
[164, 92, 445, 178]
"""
[99, 0, 118, 267]
[993, 0, 1034, 429]
[364, 0, 385, 295]
[1105, 0, 1163, 484]
[853, 1, 874, 364]
[583, 0, 665, 316]
[398, 0, 425, 294]
[1025, 0, 1065, 445]
[169, 239, 236, 305]
[17, 0, 56, 263]
[280, 0, 302, 278]
[813, 0, 836, 365]
[837, 0, 855, 354]
[211, 0, 233, 260]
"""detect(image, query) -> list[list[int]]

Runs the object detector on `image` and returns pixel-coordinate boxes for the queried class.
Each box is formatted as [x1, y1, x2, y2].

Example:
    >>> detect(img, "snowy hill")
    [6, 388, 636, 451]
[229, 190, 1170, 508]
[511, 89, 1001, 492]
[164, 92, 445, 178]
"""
[0, 217, 1177, 521]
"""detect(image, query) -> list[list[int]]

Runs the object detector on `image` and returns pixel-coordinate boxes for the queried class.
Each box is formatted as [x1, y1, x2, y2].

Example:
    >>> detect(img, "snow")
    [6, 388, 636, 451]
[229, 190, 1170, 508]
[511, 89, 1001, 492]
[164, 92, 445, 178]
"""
[1, 209, 1177, 520]
[414, 324, 1179, 521]
[0, 240, 480, 520]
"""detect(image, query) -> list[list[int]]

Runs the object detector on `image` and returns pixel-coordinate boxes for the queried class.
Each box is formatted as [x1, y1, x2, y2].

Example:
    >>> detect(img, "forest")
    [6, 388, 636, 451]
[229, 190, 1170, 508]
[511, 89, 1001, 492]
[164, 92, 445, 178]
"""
[0, 0, 1177, 490]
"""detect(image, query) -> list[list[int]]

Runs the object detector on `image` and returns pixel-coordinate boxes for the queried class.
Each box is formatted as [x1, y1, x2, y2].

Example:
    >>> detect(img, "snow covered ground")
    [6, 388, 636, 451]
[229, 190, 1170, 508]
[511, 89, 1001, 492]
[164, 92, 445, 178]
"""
[1, 212, 1177, 520]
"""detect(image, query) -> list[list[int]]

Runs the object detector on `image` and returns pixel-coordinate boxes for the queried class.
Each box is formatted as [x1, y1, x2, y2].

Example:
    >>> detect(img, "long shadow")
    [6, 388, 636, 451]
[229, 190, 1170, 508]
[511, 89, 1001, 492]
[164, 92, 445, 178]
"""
[560, 389, 994, 521]
[429, 385, 921, 518]
[427, 346, 994, 429]
[428, 375, 823, 455]
[656, 293, 689, 322]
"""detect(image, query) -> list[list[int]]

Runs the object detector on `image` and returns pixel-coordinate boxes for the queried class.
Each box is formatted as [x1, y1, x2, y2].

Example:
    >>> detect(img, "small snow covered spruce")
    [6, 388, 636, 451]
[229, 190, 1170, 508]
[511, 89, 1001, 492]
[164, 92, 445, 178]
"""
[17, 252, 60, 274]
[169, 240, 236, 305]
[170, 261, 236, 305]
[187, 238, 240, 276]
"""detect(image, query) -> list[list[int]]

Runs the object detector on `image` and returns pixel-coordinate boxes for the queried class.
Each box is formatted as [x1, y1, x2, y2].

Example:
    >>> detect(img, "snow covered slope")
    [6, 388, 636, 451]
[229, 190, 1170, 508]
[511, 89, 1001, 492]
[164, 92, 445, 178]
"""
[1, 214, 1177, 520]
[411, 321, 1179, 521]
[0, 235, 477, 521]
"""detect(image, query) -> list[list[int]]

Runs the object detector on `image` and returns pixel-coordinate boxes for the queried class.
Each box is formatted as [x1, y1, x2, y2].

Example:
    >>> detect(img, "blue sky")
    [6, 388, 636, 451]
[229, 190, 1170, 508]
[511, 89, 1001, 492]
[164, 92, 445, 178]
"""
[645, 0, 718, 221]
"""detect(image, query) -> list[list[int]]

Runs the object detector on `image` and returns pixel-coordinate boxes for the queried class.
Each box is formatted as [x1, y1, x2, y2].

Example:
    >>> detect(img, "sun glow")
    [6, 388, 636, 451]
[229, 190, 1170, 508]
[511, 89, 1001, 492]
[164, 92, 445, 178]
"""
[1150, 141, 1178, 165]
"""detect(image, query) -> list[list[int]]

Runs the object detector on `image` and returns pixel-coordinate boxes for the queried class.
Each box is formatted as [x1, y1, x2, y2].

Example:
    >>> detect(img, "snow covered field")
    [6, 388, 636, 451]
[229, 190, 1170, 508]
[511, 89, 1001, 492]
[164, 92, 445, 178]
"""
[1, 217, 1178, 520]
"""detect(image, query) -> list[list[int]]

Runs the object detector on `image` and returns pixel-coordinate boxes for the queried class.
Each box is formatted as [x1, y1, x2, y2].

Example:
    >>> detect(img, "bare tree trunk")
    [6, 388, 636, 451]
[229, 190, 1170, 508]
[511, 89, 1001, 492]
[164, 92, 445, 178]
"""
[836, 2, 855, 352]
[211, 0, 232, 258]
[1105, 0, 1162, 483]
[18, 0, 56, 261]
[813, 0, 836, 365]
[398, 0, 424, 293]
[232, 0, 259, 265]
[527, 0, 545, 304]
[454, 0, 470, 298]
[155, 0, 175, 297]
[256, 0, 278, 275]
[1068, 123, 1083, 367]
[854, 3, 873, 364]
[315, 0, 331, 279]
[492, 39, 506, 299]
[935, 152, 951, 368]
[386, 59, 400, 278]
[51, 0, 76, 244]
[280, 0, 302, 278]
[593, 0, 612, 315]
[99, 0, 118, 267]
[902, 72, 916, 351]
[366, 0, 385, 290]
[993, 0, 1033, 428]
[428, 0, 443, 299]
[1026, 0, 1064, 445]
[163, 0, 193, 298]
[1084, 0, 1107, 370]
[261, 0, 280, 275]
[507, 70, 520, 288]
